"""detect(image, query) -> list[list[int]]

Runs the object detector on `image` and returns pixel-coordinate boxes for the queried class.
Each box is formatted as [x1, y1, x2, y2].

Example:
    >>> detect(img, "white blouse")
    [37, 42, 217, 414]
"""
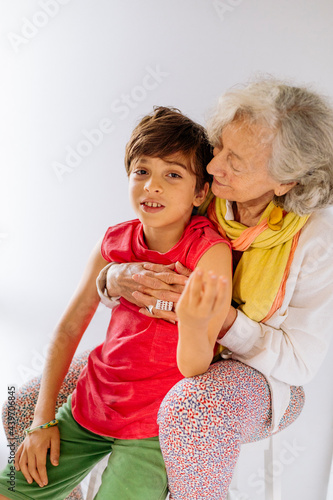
[220, 206, 333, 430]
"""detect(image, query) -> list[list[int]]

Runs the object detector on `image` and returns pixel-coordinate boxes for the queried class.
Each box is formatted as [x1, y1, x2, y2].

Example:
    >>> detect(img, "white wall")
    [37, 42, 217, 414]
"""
[1, 1, 333, 498]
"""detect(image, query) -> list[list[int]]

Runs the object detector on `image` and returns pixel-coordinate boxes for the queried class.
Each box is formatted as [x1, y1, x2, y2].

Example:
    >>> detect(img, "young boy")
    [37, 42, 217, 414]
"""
[0, 107, 232, 500]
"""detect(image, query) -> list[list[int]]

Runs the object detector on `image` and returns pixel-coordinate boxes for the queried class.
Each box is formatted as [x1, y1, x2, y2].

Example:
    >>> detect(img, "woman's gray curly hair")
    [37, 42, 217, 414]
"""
[206, 78, 333, 215]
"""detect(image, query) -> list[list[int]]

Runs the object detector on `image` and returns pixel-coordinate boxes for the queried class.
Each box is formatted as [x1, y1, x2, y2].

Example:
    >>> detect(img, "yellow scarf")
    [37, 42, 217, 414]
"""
[207, 197, 310, 322]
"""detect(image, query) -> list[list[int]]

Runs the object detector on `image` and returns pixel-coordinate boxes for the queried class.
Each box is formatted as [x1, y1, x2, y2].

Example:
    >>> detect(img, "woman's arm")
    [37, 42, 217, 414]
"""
[221, 212, 333, 388]
[15, 239, 109, 488]
[176, 243, 232, 377]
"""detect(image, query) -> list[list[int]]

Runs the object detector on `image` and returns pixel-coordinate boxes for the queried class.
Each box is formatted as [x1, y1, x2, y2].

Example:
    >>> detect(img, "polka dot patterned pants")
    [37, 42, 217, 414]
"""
[158, 360, 305, 500]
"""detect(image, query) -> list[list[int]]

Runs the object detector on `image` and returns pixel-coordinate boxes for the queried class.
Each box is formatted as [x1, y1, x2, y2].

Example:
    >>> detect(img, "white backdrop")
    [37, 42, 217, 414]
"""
[1, 1, 333, 499]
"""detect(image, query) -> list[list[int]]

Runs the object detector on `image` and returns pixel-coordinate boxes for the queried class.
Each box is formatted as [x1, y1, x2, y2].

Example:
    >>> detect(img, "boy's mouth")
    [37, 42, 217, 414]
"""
[143, 201, 163, 208]
[140, 201, 165, 212]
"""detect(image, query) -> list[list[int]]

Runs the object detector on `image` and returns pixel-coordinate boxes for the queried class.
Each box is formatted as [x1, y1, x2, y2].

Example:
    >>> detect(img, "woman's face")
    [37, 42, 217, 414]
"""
[207, 119, 285, 205]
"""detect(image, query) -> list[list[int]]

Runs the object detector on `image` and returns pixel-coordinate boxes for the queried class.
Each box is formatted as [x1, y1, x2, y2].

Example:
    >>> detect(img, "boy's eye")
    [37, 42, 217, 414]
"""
[134, 169, 148, 175]
[167, 172, 182, 178]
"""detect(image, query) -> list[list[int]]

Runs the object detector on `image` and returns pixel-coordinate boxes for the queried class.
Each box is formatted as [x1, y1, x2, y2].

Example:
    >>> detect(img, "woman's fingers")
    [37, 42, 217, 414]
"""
[132, 287, 182, 303]
[134, 267, 227, 326]
[142, 263, 176, 272]
[105, 262, 145, 303]
[143, 261, 192, 284]
[139, 307, 177, 324]
[133, 272, 187, 290]
[143, 261, 192, 278]
[104, 262, 190, 308]
[174, 261, 192, 277]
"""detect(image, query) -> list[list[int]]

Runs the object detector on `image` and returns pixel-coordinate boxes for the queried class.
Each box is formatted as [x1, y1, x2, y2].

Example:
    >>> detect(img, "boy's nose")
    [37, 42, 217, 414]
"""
[144, 177, 162, 192]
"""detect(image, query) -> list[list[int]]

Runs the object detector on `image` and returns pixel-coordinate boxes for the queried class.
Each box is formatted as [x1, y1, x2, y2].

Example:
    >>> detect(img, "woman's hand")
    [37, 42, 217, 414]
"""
[219, 305, 238, 338]
[15, 427, 60, 487]
[106, 261, 191, 322]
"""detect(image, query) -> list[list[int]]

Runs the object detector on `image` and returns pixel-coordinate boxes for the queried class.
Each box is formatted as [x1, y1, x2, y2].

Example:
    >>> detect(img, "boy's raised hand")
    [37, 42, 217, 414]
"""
[176, 268, 228, 330]
[15, 427, 60, 488]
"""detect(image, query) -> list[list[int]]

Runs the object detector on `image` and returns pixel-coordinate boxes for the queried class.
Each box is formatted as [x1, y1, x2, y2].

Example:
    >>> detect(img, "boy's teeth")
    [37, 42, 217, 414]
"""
[144, 202, 162, 207]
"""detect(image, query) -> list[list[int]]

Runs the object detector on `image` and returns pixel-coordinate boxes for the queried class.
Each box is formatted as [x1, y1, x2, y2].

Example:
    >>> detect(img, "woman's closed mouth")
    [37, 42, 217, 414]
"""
[213, 178, 229, 187]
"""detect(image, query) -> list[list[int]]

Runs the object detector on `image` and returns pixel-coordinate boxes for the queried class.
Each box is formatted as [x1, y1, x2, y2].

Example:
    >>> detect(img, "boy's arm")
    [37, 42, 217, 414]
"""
[176, 242, 232, 377]
[15, 238, 109, 488]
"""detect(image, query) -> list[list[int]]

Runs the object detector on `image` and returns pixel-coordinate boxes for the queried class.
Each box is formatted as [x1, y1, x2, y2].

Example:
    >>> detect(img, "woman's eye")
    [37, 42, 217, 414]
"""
[227, 155, 240, 173]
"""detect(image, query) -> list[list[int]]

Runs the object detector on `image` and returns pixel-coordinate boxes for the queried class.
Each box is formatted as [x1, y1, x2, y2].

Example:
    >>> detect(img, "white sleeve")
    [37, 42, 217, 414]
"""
[96, 262, 121, 309]
[219, 210, 333, 387]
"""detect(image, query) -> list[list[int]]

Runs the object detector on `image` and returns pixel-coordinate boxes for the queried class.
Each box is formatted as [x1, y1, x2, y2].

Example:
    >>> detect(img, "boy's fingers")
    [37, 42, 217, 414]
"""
[19, 461, 34, 485]
[50, 435, 60, 467]
[185, 269, 203, 307]
[26, 452, 42, 487]
[36, 456, 48, 486]
[19, 451, 36, 485]
[213, 276, 228, 312]
[15, 445, 23, 471]
[200, 272, 220, 309]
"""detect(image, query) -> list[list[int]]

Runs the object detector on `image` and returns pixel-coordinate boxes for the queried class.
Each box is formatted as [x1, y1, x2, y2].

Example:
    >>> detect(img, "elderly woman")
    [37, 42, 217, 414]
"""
[98, 79, 333, 499]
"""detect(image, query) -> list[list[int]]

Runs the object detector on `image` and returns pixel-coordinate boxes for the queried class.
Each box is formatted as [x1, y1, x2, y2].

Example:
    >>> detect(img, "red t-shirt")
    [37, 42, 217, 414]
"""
[71, 216, 229, 439]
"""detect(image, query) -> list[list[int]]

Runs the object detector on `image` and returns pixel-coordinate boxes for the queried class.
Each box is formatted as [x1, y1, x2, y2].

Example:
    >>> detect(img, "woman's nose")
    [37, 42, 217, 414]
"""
[207, 153, 225, 176]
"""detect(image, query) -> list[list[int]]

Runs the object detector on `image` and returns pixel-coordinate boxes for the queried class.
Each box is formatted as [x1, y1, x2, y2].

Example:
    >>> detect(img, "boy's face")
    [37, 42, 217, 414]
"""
[128, 153, 207, 233]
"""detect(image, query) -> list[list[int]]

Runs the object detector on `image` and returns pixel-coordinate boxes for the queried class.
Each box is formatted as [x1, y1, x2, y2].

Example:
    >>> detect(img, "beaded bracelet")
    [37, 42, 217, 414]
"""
[25, 419, 59, 435]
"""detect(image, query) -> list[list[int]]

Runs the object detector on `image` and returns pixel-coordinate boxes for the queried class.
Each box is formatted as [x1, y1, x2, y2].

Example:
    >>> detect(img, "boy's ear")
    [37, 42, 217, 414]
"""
[193, 182, 209, 207]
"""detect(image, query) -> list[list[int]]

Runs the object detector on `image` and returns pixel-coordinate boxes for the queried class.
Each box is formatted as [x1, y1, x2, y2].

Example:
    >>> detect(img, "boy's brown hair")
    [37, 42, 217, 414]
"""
[125, 106, 212, 191]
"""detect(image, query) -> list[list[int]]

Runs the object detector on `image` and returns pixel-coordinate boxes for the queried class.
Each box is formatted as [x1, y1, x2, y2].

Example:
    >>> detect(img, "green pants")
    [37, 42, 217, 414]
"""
[0, 396, 168, 500]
